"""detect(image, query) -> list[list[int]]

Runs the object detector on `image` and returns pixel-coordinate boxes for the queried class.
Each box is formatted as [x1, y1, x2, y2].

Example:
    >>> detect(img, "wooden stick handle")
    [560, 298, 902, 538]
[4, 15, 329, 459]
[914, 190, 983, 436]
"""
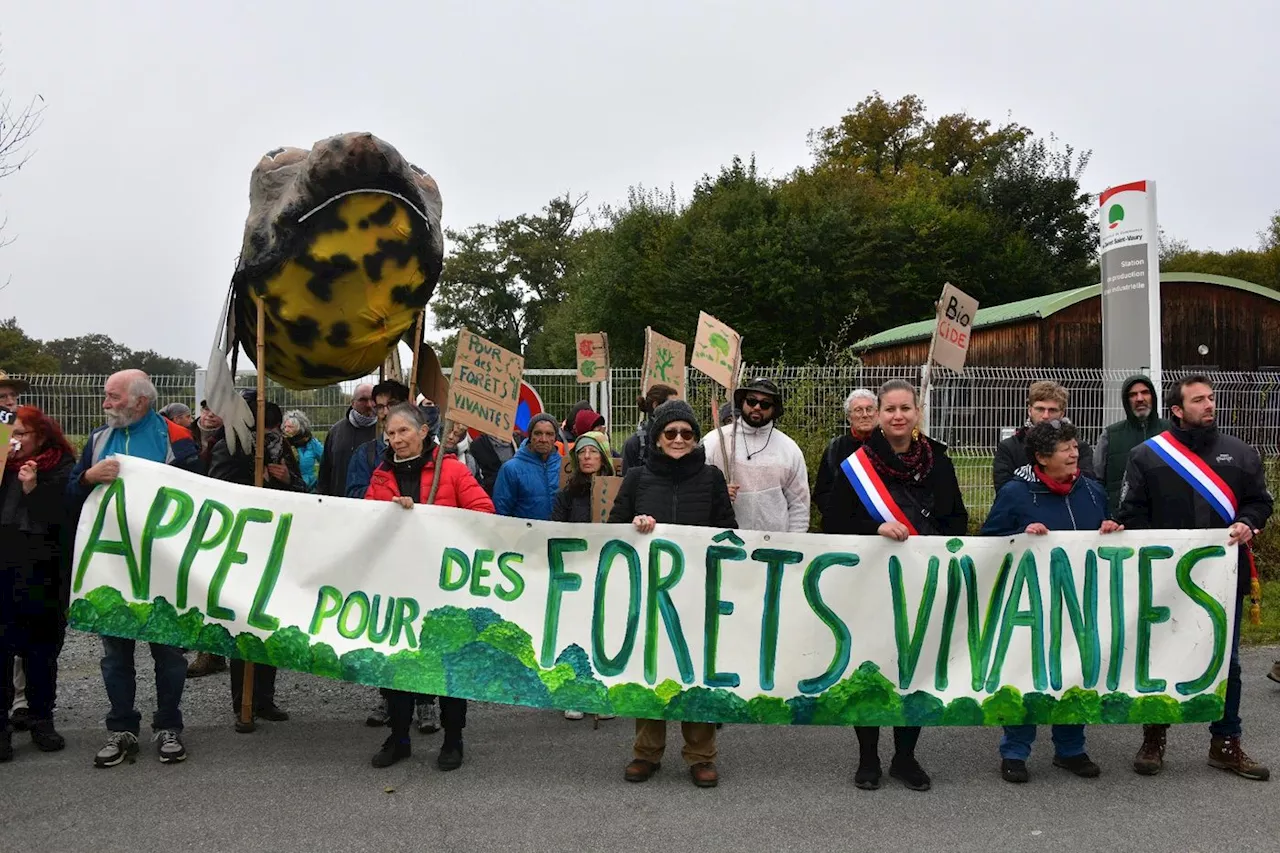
[426, 418, 451, 505]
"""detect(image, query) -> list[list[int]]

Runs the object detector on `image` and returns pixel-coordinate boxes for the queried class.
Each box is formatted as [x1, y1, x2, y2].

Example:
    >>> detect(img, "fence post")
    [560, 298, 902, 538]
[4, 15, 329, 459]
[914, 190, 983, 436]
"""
[194, 369, 207, 407]
[920, 362, 933, 437]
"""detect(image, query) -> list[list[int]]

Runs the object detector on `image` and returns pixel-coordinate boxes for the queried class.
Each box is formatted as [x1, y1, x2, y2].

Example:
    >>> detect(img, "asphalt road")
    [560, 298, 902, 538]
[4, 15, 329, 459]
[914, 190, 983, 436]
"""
[3, 631, 1279, 853]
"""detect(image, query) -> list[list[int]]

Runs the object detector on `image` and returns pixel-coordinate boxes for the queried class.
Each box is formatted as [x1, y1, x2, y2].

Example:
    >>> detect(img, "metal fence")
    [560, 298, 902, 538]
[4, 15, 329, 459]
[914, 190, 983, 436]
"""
[14, 366, 1280, 518]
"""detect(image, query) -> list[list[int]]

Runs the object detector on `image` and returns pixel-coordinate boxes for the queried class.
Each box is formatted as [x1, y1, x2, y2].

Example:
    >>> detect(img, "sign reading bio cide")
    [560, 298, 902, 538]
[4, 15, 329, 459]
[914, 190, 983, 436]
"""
[930, 282, 980, 373]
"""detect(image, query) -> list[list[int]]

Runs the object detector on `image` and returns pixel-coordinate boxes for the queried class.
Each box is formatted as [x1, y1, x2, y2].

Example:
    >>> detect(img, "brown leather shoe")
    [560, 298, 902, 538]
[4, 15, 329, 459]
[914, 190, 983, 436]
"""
[186, 653, 227, 678]
[1133, 724, 1167, 776]
[1209, 736, 1270, 781]
[690, 762, 718, 788]
[624, 759, 660, 783]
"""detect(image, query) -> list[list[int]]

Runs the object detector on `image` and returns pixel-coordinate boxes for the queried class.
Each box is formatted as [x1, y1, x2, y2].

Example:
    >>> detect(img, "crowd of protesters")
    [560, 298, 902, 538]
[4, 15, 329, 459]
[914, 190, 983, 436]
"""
[1, 365, 1276, 792]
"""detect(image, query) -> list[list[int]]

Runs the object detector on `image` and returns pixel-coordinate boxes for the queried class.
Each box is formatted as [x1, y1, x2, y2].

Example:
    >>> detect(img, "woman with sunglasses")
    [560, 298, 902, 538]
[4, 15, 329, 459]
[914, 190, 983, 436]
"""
[1, 406, 77, 760]
[821, 379, 968, 792]
[981, 418, 1120, 784]
[609, 399, 737, 788]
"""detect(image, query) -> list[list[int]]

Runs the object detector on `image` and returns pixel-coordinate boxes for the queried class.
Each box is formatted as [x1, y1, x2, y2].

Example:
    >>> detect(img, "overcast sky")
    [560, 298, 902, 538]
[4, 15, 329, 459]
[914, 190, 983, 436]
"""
[2, 0, 1277, 366]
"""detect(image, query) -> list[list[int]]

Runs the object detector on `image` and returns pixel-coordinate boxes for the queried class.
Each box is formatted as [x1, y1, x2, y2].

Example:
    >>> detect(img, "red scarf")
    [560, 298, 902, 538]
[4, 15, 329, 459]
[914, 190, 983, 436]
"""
[1033, 467, 1077, 496]
[6, 445, 65, 474]
[851, 428, 872, 442]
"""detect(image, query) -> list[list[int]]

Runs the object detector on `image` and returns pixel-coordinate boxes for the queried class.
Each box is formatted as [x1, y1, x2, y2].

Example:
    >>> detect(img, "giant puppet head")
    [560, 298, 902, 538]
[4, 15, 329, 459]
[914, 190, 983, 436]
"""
[205, 132, 444, 451]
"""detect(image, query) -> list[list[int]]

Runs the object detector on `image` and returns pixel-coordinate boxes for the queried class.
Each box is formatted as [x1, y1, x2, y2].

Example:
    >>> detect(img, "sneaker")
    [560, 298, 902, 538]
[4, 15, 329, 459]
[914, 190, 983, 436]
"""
[153, 729, 187, 764]
[9, 707, 31, 732]
[1001, 758, 1029, 783]
[371, 735, 411, 768]
[0, 730, 12, 763]
[1133, 724, 1167, 776]
[255, 705, 290, 722]
[1054, 752, 1101, 778]
[365, 700, 390, 727]
[29, 720, 66, 752]
[94, 731, 140, 768]
[596, 714, 616, 721]
[1268, 661, 1280, 684]
[1208, 736, 1270, 781]
[854, 759, 882, 790]
[437, 740, 464, 771]
[416, 700, 439, 734]
[889, 755, 932, 791]
[564, 710, 585, 721]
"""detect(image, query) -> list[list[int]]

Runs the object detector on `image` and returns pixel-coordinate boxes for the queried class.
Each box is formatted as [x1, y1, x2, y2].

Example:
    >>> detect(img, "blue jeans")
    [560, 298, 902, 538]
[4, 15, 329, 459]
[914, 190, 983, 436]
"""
[1209, 595, 1244, 739]
[100, 637, 187, 734]
[1000, 724, 1086, 761]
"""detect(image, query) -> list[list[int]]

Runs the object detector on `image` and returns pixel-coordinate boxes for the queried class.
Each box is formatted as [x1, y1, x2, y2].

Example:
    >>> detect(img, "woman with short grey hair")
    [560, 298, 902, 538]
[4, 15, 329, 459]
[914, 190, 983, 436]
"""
[282, 410, 323, 492]
[814, 389, 877, 519]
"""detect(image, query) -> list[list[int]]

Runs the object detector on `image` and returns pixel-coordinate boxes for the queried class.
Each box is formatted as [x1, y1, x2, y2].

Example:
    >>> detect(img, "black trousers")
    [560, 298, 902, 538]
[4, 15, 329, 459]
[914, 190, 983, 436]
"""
[854, 726, 921, 760]
[230, 660, 277, 712]
[1, 613, 65, 727]
[382, 688, 465, 743]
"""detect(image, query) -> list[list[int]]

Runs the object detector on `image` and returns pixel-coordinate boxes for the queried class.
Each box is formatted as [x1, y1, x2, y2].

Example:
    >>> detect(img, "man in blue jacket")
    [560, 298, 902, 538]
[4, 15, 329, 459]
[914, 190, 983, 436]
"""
[493, 413, 561, 520]
[67, 369, 204, 769]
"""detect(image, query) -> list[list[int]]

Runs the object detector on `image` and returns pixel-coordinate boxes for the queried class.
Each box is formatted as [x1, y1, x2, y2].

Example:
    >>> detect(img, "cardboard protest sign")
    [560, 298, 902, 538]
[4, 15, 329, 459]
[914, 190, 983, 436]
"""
[559, 453, 574, 489]
[447, 328, 524, 441]
[72, 456, 1240, 727]
[0, 408, 14, 484]
[590, 475, 623, 524]
[574, 333, 609, 383]
[691, 312, 741, 389]
[929, 282, 980, 373]
[642, 327, 686, 397]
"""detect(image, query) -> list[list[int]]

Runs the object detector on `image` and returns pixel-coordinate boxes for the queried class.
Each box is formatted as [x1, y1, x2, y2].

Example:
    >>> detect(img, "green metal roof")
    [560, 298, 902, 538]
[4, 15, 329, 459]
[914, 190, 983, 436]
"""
[852, 273, 1280, 351]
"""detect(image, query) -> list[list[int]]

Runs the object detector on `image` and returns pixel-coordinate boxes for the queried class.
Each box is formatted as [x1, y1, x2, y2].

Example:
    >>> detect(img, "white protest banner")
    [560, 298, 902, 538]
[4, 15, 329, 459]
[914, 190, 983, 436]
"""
[929, 282, 980, 373]
[70, 458, 1237, 727]
[642, 328, 686, 398]
[448, 328, 524, 441]
[690, 312, 741, 390]
[575, 333, 609, 384]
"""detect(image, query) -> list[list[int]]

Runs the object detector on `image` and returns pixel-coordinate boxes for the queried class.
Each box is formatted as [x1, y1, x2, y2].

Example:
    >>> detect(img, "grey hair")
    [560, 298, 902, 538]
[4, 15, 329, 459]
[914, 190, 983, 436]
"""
[385, 402, 427, 430]
[128, 375, 159, 408]
[844, 388, 876, 411]
[283, 409, 312, 434]
[877, 379, 919, 406]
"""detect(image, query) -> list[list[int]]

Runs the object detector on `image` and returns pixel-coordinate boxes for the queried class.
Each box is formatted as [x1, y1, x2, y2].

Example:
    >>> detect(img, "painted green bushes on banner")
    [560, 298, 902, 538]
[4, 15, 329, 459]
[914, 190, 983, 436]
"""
[69, 458, 1239, 726]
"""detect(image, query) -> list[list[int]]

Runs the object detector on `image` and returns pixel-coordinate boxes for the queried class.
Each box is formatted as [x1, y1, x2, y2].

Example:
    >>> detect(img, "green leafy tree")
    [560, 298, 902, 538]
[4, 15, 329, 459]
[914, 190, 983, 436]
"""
[141, 597, 184, 647]
[265, 626, 312, 671]
[1023, 692, 1058, 725]
[552, 679, 611, 715]
[99, 604, 144, 638]
[1128, 694, 1182, 725]
[786, 695, 818, 725]
[418, 606, 478, 655]
[1161, 210, 1280, 291]
[341, 648, 391, 685]
[198, 623, 236, 657]
[477, 620, 538, 669]
[942, 696, 984, 726]
[310, 642, 342, 679]
[555, 644, 594, 680]
[655, 678, 684, 704]
[1100, 692, 1133, 724]
[1180, 694, 1225, 723]
[68, 599, 98, 632]
[666, 687, 752, 724]
[0, 318, 58, 373]
[747, 695, 793, 725]
[443, 642, 550, 706]
[813, 661, 904, 726]
[607, 683, 669, 719]
[1052, 687, 1101, 724]
[387, 649, 445, 694]
[86, 585, 127, 616]
[177, 608, 205, 648]
[539, 662, 577, 693]
[236, 632, 270, 665]
[903, 691, 945, 726]
[982, 685, 1026, 726]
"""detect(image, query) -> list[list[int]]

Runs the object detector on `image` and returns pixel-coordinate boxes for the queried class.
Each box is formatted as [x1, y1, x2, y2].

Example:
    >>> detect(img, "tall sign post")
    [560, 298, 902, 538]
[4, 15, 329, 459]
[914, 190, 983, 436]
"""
[1099, 180, 1162, 424]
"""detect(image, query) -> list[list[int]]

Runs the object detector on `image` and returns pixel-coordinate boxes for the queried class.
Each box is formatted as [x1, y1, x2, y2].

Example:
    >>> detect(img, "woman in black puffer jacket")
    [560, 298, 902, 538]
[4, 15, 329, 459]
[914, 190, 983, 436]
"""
[608, 400, 736, 790]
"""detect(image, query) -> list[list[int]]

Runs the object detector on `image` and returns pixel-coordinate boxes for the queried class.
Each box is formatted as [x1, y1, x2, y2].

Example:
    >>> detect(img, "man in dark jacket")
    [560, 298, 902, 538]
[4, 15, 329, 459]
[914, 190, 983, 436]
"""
[1094, 374, 1169, 514]
[318, 383, 375, 497]
[993, 381, 1094, 491]
[208, 393, 304, 728]
[1118, 375, 1272, 781]
[345, 380, 409, 499]
[622, 384, 679, 472]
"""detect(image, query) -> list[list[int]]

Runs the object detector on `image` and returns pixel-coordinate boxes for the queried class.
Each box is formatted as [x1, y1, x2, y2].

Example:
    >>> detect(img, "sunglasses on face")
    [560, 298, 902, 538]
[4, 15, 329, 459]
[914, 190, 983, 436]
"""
[663, 427, 696, 441]
[743, 397, 775, 410]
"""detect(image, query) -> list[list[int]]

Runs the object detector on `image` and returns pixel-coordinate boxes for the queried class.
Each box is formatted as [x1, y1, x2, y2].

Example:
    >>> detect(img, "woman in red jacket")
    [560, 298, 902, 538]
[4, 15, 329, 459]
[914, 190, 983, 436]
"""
[364, 404, 494, 770]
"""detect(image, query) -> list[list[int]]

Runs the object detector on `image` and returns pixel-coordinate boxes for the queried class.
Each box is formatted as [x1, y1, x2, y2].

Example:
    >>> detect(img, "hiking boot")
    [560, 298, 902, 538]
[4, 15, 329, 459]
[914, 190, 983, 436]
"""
[371, 735, 410, 768]
[437, 739, 464, 771]
[9, 707, 31, 732]
[186, 653, 226, 678]
[0, 730, 12, 763]
[625, 759, 660, 782]
[255, 705, 289, 722]
[563, 710, 585, 721]
[890, 755, 932, 791]
[854, 759, 882, 790]
[1001, 758, 1029, 783]
[1268, 661, 1280, 684]
[1208, 736, 1270, 781]
[416, 699, 439, 734]
[365, 700, 390, 727]
[1133, 724, 1167, 776]
[153, 730, 187, 764]
[29, 720, 65, 752]
[690, 762, 719, 788]
[94, 731, 139, 768]
[1054, 753, 1101, 778]
[597, 714, 616, 721]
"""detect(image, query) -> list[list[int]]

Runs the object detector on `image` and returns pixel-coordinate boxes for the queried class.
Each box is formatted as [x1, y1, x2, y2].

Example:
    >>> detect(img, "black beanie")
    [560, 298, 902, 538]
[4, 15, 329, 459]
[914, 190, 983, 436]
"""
[648, 399, 701, 446]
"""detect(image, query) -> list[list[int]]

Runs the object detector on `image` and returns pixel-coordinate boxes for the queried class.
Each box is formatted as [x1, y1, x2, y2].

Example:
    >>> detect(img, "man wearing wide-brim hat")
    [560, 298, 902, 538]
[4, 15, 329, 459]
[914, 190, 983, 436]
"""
[0, 371, 29, 413]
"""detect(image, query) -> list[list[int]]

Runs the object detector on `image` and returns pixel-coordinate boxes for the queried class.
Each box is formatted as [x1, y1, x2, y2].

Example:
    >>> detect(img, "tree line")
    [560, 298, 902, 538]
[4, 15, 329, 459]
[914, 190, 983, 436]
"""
[0, 318, 200, 376]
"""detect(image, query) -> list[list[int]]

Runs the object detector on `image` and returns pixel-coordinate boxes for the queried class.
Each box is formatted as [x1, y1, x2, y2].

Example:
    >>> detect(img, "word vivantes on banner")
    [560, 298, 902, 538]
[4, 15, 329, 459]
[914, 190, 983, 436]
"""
[70, 458, 1238, 727]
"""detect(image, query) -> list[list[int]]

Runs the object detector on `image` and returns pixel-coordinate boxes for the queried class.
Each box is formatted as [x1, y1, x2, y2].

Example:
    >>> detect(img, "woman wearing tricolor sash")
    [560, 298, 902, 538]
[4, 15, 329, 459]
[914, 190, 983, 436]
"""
[820, 379, 968, 792]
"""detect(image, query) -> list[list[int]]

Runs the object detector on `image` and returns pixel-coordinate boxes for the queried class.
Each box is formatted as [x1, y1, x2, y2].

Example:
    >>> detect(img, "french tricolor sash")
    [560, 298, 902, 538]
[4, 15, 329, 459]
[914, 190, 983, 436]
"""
[840, 447, 918, 535]
[1144, 431, 1238, 525]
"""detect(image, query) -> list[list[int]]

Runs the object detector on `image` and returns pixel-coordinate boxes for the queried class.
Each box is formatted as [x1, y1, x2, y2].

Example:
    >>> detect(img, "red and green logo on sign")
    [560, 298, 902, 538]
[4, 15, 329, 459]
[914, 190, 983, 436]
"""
[1107, 204, 1125, 230]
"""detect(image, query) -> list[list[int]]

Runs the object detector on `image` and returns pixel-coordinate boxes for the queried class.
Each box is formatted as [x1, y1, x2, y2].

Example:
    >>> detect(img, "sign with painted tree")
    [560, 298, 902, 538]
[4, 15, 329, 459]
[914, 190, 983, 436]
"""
[69, 458, 1238, 727]
[690, 312, 742, 390]
[574, 333, 609, 384]
[642, 328, 686, 398]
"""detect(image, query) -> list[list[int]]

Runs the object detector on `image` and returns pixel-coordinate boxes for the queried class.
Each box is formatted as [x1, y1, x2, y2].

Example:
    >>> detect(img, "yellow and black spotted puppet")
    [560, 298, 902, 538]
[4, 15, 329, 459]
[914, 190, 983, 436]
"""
[205, 132, 443, 450]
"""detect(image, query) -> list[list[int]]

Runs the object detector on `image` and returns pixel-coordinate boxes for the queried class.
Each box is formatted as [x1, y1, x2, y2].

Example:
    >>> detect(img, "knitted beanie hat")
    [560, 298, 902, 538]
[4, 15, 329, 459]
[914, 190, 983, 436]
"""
[648, 399, 701, 446]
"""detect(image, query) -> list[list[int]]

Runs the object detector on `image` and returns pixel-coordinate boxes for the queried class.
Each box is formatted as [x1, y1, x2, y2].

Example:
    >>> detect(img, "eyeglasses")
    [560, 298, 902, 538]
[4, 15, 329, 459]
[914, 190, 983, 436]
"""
[850, 407, 876, 416]
[11, 429, 31, 438]
[662, 427, 696, 441]
[743, 396, 775, 410]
